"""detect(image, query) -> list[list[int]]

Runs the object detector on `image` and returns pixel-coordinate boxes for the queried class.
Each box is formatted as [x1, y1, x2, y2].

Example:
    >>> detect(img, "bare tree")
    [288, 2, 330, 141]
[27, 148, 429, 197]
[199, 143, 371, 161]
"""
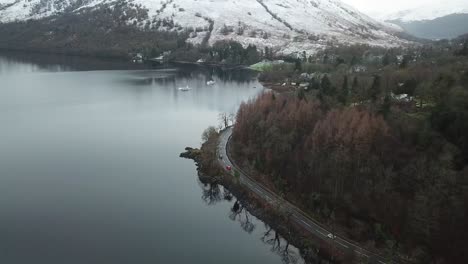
[228, 113, 236, 125]
[218, 112, 229, 128]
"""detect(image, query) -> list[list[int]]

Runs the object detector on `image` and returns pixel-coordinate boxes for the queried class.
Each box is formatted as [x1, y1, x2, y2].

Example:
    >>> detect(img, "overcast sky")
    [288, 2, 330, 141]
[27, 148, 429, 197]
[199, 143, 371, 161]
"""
[341, 0, 424, 14]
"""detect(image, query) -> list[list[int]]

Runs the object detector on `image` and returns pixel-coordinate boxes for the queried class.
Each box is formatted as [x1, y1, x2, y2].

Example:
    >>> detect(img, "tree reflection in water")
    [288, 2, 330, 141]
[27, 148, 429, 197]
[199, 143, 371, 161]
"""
[197, 179, 305, 264]
[199, 181, 222, 205]
[198, 179, 234, 205]
[229, 200, 255, 234]
[261, 225, 302, 264]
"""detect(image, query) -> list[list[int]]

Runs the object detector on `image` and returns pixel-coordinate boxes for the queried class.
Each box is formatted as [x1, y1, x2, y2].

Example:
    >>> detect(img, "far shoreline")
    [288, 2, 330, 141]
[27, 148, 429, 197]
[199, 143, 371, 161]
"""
[0, 48, 260, 73]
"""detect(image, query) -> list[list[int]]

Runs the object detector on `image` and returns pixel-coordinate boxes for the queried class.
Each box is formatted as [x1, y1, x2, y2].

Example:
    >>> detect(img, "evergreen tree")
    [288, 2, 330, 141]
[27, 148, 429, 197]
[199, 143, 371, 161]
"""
[370, 75, 382, 102]
[320, 75, 335, 96]
[295, 59, 302, 72]
[264, 47, 270, 60]
[351, 76, 360, 102]
[336, 57, 345, 65]
[338, 75, 349, 105]
[457, 41, 468, 56]
[323, 53, 329, 64]
[380, 93, 391, 118]
[399, 55, 411, 69]
[245, 45, 260, 64]
[297, 88, 306, 100]
[311, 78, 320, 90]
[382, 53, 391, 66]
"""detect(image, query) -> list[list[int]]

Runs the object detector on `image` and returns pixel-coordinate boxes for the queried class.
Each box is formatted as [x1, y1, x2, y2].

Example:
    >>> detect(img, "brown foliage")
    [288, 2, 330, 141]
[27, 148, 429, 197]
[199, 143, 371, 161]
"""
[231, 91, 468, 263]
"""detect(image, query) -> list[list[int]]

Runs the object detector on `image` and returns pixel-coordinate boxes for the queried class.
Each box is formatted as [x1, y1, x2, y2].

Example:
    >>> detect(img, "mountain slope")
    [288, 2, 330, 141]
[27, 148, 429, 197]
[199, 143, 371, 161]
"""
[383, 0, 468, 22]
[388, 13, 468, 40]
[378, 0, 468, 39]
[0, 0, 408, 54]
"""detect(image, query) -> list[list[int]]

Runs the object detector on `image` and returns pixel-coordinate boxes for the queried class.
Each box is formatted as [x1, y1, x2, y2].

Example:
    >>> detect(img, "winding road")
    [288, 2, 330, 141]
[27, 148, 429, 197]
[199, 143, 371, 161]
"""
[218, 127, 394, 264]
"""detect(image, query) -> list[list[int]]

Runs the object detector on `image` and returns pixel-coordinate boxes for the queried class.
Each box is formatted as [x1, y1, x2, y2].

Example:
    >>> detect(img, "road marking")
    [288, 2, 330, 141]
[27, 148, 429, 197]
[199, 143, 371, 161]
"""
[336, 241, 349, 248]
[354, 250, 369, 257]
[300, 219, 312, 228]
[316, 230, 328, 237]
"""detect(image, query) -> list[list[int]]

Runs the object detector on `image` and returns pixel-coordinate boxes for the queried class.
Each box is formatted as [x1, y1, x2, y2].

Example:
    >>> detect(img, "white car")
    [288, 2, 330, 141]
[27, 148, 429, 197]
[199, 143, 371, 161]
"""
[327, 233, 336, 239]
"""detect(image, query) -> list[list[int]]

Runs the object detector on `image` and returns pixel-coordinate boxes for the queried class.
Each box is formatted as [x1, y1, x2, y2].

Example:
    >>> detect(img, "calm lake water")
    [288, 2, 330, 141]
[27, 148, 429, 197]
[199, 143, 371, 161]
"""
[0, 52, 305, 264]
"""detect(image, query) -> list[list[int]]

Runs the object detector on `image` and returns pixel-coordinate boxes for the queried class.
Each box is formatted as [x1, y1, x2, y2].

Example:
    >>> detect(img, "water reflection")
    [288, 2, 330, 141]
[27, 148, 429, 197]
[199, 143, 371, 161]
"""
[230, 200, 256, 234]
[197, 179, 305, 264]
[0, 50, 150, 73]
[262, 225, 302, 264]
[0, 51, 260, 83]
[110, 68, 261, 115]
[0, 52, 307, 264]
[200, 181, 223, 205]
[120, 67, 258, 89]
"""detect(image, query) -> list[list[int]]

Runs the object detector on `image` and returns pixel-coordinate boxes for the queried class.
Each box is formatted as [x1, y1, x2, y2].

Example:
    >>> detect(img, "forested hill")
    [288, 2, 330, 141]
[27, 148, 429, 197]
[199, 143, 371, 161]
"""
[0, 0, 408, 56]
[230, 41, 468, 263]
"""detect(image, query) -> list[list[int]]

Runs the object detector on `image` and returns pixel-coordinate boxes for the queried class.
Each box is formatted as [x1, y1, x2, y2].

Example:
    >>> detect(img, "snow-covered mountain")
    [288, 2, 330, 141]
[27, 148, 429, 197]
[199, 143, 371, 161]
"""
[0, 0, 407, 54]
[382, 0, 468, 22]
[378, 0, 468, 39]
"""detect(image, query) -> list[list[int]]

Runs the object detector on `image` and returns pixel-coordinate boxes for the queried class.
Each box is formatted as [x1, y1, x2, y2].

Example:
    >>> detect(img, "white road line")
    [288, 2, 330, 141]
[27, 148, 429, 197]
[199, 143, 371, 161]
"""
[336, 241, 349, 248]
[316, 230, 328, 237]
[354, 250, 369, 257]
[300, 219, 312, 228]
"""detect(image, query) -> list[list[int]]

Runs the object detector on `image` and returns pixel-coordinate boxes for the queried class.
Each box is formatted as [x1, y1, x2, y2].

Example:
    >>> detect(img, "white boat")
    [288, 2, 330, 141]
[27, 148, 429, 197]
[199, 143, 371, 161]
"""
[178, 86, 191, 91]
[206, 80, 216, 86]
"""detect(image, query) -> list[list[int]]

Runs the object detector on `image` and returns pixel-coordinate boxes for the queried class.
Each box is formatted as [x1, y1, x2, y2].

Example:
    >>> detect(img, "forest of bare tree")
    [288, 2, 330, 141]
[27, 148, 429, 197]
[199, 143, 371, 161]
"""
[230, 39, 468, 263]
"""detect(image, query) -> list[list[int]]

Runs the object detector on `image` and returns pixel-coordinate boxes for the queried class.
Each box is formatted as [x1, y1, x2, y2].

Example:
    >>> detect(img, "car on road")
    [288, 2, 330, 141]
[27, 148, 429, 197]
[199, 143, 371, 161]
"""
[226, 165, 232, 171]
[219, 154, 223, 159]
[327, 233, 336, 239]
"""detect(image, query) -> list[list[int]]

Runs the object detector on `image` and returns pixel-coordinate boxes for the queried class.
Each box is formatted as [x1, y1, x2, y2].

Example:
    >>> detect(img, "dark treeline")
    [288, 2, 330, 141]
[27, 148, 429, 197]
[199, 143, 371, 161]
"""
[231, 39, 468, 263]
[0, 6, 262, 64]
[170, 40, 261, 65]
[0, 4, 186, 58]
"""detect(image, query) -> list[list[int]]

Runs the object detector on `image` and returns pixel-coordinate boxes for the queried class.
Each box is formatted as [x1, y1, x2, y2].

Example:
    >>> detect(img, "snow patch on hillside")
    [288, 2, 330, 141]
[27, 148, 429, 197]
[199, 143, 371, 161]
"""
[383, 0, 468, 22]
[0, 0, 409, 54]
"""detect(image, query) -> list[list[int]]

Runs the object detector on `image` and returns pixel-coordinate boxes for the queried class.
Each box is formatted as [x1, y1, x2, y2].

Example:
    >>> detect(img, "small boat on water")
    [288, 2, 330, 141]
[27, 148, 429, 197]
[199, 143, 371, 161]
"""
[178, 86, 191, 91]
[206, 80, 216, 86]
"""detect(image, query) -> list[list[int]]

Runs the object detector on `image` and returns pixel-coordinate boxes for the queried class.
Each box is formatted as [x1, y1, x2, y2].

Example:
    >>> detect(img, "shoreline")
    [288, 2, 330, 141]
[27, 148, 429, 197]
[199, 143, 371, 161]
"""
[171, 60, 251, 70]
[181, 125, 409, 263]
[260, 81, 297, 94]
[181, 142, 351, 264]
[0, 48, 256, 71]
[0, 47, 131, 61]
[196, 165, 341, 264]
[224, 131, 402, 264]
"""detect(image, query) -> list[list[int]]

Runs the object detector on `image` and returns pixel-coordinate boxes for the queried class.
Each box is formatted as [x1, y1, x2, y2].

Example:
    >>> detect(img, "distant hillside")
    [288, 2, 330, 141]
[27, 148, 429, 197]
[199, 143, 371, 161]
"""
[388, 13, 468, 40]
[0, 0, 408, 56]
